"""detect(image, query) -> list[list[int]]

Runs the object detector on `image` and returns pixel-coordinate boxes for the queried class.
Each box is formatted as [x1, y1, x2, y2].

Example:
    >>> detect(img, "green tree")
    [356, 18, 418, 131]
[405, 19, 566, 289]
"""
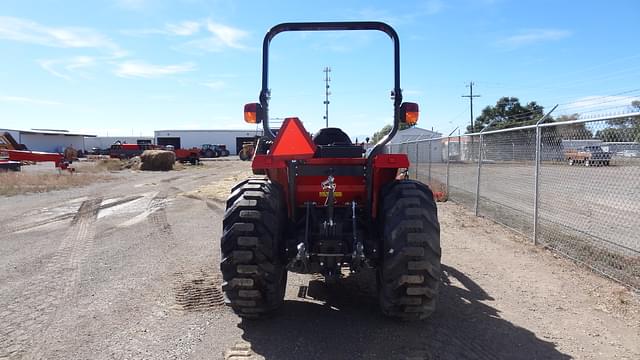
[466, 97, 546, 133]
[554, 113, 593, 139]
[370, 122, 411, 143]
[596, 101, 640, 142]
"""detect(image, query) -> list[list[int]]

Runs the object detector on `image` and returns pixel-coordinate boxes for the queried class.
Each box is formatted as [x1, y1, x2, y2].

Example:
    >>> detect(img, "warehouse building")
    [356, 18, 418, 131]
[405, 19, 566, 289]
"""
[0, 128, 95, 153]
[154, 129, 263, 154]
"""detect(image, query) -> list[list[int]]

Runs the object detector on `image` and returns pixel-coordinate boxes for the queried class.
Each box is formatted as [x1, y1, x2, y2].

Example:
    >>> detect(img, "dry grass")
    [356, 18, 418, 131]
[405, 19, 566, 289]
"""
[74, 158, 141, 173]
[80, 157, 190, 173]
[0, 172, 111, 196]
[426, 179, 448, 202]
[183, 168, 252, 202]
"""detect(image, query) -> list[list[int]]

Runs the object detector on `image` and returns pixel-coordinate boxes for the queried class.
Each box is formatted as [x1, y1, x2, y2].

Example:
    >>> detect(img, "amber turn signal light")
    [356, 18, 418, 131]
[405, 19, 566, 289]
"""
[400, 102, 419, 126]
[244, 103, 263, 124]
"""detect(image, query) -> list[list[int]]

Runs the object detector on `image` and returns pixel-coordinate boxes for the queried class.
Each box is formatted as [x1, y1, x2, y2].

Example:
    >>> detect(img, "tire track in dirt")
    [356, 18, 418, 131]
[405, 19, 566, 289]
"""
[145, 193, 224, 311]
[0, 197, 102, 359]
[104, 191, 223, 359]
[0, 195, 143, 237]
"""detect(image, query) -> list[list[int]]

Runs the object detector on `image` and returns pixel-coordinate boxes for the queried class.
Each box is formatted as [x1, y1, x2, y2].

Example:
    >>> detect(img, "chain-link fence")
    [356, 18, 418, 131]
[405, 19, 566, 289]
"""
[388, 112, 640, 290]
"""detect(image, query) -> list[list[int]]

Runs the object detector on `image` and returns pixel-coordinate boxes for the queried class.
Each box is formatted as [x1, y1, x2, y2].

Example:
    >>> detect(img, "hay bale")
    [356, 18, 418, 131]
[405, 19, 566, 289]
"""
[140, 150, 175, 171]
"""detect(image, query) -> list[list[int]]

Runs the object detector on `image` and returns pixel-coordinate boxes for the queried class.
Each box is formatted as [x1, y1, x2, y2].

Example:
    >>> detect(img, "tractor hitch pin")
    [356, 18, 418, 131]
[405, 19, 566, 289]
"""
[322, 175, 336, 226]
[295, 202, 312, 265]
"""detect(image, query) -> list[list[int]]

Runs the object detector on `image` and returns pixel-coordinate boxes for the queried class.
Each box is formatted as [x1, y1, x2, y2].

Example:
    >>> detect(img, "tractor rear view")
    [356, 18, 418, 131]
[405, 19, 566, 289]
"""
[220, 22, 441, 320]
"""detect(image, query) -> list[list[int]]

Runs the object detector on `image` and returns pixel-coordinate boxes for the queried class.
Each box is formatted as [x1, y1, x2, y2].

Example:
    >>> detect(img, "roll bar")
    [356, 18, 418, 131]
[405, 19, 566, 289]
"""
[259, 21, 403, 159]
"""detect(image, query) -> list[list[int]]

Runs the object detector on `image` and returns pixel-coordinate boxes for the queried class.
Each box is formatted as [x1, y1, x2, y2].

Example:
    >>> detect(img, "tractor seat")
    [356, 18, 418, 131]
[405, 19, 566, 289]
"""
[312, 128, 365, 158]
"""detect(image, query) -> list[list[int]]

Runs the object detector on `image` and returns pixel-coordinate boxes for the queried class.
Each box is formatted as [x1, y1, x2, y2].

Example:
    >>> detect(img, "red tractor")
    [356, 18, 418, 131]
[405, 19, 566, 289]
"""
[221, 22, 441, 320]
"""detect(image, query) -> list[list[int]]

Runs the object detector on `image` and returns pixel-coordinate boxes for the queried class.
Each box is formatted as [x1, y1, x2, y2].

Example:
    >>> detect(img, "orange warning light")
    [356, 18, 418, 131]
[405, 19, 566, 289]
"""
[400, 102, 419, 126]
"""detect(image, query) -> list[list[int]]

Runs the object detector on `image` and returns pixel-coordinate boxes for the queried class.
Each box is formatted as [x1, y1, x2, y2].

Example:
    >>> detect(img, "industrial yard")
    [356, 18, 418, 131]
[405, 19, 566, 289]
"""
[2, 1, 639, 359]
[0, 159, 638, 359]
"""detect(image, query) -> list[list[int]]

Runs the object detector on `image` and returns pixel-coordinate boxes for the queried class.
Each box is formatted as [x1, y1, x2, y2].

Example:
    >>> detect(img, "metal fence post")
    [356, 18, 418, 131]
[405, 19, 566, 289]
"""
[446, 137, 451, 197]
[474, 133, 483, 216]
[427, 139, 432, 185]
[415, 141, 419, 180]
[533, 125, 541, 245]
[444, 128, 457, 199]
[533, 105, 558, 245]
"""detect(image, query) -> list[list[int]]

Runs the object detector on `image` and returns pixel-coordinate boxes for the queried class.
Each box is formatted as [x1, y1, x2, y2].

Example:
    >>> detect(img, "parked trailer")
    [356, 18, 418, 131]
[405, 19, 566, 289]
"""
[173, 148, 201, 165]
[109, 142, 159, 159]
[0, 160, 21, 172]
[3, 149, 72, 171]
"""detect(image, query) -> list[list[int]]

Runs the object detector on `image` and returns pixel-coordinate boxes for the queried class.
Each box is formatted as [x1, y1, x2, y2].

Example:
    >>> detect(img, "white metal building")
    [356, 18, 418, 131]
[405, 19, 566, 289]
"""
[154, 129, 263, 154]
[0, 128, 95, 153]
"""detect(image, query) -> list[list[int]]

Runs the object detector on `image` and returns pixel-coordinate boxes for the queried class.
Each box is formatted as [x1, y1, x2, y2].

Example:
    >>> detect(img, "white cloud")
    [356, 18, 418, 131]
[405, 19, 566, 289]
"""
[114, 61, 196, 78]
[202, 80, 225, 90]
[122, 20, 202, 37]
[0, 16, 122, 55]
[182, 20, 249, 52]
[122, 19, 248, 52]
[497, 29, 571, 48]
[423, 0, 445, 15]
[39, 56, 97, 80]
[205, 21, 247, 49]
[0, 95, 62, 106]
[166, 21, 201, 36]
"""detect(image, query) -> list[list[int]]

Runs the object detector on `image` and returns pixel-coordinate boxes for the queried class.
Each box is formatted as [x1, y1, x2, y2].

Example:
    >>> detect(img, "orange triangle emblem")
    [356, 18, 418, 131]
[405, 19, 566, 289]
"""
[270, 117, 316, 160]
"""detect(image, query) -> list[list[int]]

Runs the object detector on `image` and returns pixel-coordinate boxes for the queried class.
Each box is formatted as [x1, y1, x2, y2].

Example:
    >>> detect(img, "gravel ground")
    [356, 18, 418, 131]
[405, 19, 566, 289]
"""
[0, 159, 638, 359]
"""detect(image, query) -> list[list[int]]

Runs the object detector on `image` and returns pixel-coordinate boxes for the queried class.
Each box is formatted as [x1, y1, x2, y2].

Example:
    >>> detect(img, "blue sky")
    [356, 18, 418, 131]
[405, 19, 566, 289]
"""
[1, 0, 639, 139]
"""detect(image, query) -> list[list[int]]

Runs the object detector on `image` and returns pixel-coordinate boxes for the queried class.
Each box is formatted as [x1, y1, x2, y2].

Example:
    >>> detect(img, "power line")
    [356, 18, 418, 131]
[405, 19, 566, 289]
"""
[461, 81, 481, 131]
[466, 88, 640, 125]
[556, 88, 640, 107]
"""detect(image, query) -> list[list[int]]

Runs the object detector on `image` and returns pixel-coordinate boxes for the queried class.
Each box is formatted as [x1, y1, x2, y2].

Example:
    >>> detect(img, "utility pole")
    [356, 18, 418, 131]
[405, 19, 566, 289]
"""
[461, 81, 481, 132]
[323, 67, 331, 128]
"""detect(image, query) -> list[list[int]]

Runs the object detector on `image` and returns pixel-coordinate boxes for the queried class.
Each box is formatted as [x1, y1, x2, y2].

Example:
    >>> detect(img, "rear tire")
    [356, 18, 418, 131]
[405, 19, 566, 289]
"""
[221, 176, 287, 318]
[378, 180, 441, 320]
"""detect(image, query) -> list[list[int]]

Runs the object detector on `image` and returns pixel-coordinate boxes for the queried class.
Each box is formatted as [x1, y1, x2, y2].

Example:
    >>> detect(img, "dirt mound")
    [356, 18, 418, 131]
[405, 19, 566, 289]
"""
[140, 150, 175, 171]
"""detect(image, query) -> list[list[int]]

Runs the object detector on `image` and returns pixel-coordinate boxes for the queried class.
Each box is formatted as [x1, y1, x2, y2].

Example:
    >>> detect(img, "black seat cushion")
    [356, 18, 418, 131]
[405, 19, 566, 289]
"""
[313, 128, 352, 145]
[312, 128, 364, 158]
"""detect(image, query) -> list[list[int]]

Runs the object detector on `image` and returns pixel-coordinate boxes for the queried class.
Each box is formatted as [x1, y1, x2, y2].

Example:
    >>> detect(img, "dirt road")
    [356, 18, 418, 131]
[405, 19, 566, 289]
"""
[0, 160, 638, 359]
